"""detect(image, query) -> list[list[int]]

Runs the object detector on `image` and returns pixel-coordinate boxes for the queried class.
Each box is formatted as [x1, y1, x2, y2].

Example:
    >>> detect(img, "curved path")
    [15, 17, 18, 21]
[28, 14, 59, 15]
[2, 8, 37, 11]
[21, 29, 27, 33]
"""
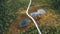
[26, 0, 42, 34]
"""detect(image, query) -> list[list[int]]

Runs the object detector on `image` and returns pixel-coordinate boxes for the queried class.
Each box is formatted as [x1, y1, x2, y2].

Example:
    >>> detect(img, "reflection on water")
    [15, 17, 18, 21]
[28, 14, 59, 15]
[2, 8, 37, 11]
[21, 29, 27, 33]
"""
[30, 9, 46, 17]
[19, 9, 46, 27]
[19, 19, 31, 27]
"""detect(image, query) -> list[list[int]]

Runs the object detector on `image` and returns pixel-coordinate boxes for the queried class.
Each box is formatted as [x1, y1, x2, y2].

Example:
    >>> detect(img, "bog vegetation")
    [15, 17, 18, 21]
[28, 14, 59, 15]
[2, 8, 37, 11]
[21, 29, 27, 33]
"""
[0, 0, 60, 34]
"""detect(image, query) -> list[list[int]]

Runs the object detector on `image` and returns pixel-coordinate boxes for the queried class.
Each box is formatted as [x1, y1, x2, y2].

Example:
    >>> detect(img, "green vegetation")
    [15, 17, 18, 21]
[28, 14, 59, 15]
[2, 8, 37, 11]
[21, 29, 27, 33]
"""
[0, 0, 19, 34]
[0, 0, 60, 34]
[0, 0, 29, 34]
